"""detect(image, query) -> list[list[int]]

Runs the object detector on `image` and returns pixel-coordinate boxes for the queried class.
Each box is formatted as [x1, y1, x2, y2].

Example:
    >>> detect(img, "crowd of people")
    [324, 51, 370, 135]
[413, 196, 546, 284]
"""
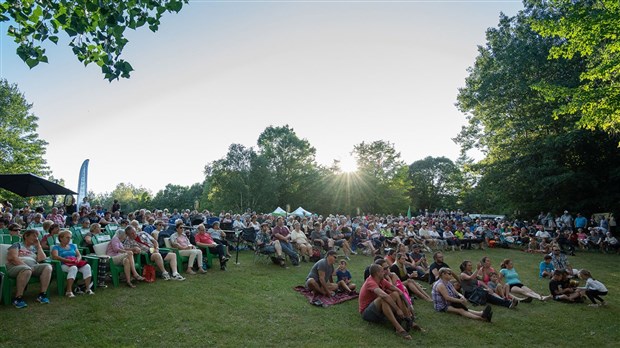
[0, 200, 612, 337]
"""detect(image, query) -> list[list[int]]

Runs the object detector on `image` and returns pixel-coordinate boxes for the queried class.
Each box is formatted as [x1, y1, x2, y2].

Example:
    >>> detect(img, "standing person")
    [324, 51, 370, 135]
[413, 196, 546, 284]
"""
[305, 250, 339, 297]
[5, 229, 53, 308]
[51, 230, 94, 297]
[499, 259, 551, 301]
[577, 269, 608, 307]
[432, 267, 493, 322]
[359, 264, 419, 340]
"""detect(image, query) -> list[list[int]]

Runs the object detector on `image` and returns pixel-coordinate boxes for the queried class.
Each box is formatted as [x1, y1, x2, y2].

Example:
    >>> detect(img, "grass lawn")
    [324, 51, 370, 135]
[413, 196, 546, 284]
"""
[1, 247, 619, 347]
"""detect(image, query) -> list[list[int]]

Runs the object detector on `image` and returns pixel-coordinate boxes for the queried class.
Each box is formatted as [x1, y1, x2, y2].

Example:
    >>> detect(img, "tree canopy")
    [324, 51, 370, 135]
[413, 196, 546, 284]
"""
[1, 0, 188, 80]
[526, 0, 620, 135]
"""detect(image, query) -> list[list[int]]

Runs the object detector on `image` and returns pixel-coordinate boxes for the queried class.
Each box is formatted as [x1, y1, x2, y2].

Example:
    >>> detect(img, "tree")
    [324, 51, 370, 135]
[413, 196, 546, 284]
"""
[0, 79, 50, 203]
[256, 125, 318, 209]
[456, 9, 620, 216]
[1, 0, 187, 81]
[351, 140, 410, 214]
[93, 182, 152, 213]
[151, 183, 201, 211]
[409, 156, 462, 211]
[526, 0, 620, 135]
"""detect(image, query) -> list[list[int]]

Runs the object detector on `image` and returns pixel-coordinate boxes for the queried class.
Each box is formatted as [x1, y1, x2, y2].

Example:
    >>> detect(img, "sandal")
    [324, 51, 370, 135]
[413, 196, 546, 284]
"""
[396, 330, 412, 340]
[134, 275, 145, 281]
[66, 292, 75, 298]
[127, 282, 136, 288]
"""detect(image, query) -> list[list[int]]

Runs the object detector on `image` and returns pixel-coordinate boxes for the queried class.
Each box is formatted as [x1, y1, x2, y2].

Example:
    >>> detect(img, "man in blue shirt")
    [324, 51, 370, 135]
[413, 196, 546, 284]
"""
[574, 213, 587, 229]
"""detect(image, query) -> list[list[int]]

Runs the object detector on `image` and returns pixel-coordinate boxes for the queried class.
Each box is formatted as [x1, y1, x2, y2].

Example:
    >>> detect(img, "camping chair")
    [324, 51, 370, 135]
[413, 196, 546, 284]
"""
[0, 235, 20, 245]
[164, 238, 194, 272]
[105, 224, 120, 236]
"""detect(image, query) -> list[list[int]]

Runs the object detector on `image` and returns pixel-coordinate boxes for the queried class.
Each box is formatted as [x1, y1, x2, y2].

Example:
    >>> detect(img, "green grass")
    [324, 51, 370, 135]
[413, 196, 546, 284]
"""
[1, 248, 619, 347]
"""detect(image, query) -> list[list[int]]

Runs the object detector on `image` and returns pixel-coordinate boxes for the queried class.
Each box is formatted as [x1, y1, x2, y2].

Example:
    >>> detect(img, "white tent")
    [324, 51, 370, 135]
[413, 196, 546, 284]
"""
[290, 206, 312, 217]
[271, 207, 287, 216]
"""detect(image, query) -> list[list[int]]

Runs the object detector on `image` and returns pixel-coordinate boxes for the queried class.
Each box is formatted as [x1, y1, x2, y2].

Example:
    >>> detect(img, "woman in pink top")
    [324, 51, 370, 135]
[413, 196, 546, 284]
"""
[106, 228, 143, 288]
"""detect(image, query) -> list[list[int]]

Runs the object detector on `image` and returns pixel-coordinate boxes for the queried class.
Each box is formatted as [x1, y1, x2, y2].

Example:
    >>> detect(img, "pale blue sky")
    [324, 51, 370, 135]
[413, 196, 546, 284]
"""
[1, 0, 523, 194]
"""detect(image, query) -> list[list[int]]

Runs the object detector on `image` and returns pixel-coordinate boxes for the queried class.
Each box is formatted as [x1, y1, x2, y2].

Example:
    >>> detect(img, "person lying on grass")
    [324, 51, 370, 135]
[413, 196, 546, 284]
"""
[359, 264, 423, 340]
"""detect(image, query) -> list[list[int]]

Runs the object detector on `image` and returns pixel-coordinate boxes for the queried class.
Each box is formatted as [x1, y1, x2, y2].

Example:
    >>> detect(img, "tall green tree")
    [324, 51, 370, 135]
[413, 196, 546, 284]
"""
[1, 0, 187, 80]
[151, 183, 201, 211]
[409, 156, 462, 211]
[457, 9, 620, 216]
[526, 0, 620, 134]
[0, 79, 50, 204]
[351, 140, 410, 214]
[256, 125, 318, 210]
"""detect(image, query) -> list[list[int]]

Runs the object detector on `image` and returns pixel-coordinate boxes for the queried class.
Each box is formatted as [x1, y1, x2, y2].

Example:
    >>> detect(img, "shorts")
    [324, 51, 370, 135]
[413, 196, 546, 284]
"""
[111, 254, 127, 266]
[6, 263, 52, 278]
[362, 301, 386, 323]
[334, 239, 346, 247]
[509, 283, 524, 290]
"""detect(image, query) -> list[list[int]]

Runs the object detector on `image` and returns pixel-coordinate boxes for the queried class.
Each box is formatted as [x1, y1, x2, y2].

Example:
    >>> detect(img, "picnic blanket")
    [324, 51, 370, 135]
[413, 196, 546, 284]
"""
[293, 286, 358, 307]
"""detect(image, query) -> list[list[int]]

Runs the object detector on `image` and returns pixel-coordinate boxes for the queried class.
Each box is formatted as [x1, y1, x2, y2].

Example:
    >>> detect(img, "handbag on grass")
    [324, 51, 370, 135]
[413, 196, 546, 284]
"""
[467, 287, 488, 305]
[142, 264, 156, 283]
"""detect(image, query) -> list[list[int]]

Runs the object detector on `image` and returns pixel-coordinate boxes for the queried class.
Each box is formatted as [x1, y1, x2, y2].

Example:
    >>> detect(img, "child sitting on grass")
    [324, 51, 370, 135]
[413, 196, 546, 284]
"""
[577, 269, 608, 307]
[335, 260, 356, 293]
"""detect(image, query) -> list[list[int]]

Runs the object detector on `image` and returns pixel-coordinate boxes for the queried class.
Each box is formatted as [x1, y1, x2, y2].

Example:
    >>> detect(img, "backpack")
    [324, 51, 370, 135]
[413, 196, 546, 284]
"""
[310, 247, 322, 262]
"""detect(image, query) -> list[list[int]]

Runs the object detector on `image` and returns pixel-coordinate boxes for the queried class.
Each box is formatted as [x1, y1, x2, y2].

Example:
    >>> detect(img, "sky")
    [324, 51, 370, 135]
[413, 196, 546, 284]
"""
[0, 0, 524, 195]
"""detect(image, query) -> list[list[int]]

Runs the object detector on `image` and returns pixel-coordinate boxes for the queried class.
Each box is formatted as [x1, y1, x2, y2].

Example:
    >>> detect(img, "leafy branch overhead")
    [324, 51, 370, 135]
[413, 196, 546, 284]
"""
[0, 0, 188, 81]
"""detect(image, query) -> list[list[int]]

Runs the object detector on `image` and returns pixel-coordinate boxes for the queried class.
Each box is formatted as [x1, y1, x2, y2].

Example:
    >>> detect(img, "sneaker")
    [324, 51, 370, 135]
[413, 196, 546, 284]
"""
[12, 298, 27, 309]
[36, 294, 50, 304]
[186, 269, 196, 275]
[172, 273, 186, 281]
[85, 290, 95, 295]
[66, 292, 76, 298]
[162, 272, 171, 280]
[351, 250, 358, 255]
[509, 297, 519, 309]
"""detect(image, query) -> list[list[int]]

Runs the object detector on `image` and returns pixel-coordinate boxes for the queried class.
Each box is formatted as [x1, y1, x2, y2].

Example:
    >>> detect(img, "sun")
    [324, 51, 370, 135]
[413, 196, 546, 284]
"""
[339, 157, 358, 173]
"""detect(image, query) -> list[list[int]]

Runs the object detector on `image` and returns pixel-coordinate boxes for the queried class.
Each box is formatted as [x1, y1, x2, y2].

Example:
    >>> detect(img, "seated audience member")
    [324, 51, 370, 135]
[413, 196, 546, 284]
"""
[499, 259, 551, 301]
[46, 207, 65, 227]
[6, 229, 53, 308]
[549, 270, 584, 303]
[310, 222, 335, 250]
[329, 226, 354, 259]
[66, 212, 80, 228]
[550, 247, 577, 276]
[429, 252, 457, 284]
[359, 264, 419, 340]
[539, 254, 555, 278]
[106, 227, 145, 288]
[40, 222, 60, 251]
[602, 232, 619, 253]
[82, 223, 109, 253]
[170, 220, 207, 275]
[7, 223, 22, 237]
[194, 223, 229, 271]
[290, 222, 312, 262]
[335, 259, 356, 293]
[432, 267, 493, 322]
[305, 250, 340, 296]
[208, 221, 232, 258]
[459, 260, 517, 308]
[51, 230, 94, 297]
[126, 225, 185, 280]
[271, 217, 300, 266]
[390, 252, 432, 302]
[255, 223, 287, 267]
[27, 213, 44, 230]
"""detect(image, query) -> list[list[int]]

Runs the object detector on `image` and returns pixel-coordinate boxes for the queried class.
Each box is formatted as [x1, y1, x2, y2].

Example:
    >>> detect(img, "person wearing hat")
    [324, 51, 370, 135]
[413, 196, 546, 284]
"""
[561, 210, 573, 230]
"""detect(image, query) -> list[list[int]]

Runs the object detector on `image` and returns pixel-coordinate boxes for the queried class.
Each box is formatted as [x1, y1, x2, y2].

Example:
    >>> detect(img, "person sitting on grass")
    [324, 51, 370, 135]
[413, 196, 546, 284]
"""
[359, 264, 421, 340]
[335, 259, 356, 293]
[549, 270, 583, 303]
[51, 230, 94, 297]
[6, 229, 53, 308]
[577, 269, 608, 307]
[459, 261, 518, 308]
[390, 252, 432, 302]
[499, 259, 551, 302]
[432, 267, 493, 322]
[194, 223, 229, 271]
[539, 254, 555, 278]
[306, 250, 340, 297]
